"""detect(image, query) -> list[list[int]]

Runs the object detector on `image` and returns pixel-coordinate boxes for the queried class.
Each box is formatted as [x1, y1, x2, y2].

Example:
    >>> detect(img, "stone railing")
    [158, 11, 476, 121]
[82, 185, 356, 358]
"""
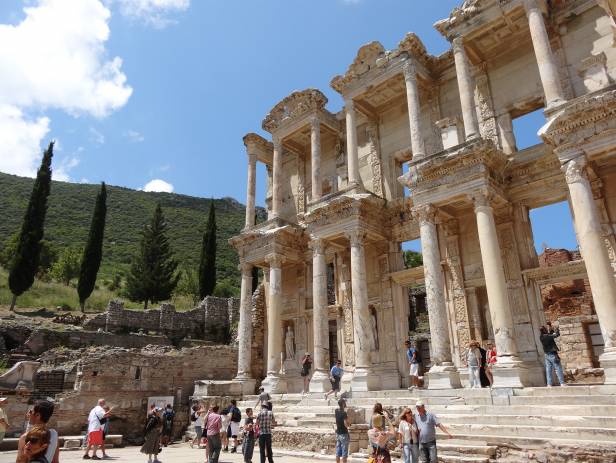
[84, 297, 239, 343]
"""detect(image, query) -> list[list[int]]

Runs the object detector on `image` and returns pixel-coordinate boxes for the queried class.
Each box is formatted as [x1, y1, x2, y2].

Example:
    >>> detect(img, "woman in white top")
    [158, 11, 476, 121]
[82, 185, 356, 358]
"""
[397, 408, 419, 463]
[466, 340, 482, 388]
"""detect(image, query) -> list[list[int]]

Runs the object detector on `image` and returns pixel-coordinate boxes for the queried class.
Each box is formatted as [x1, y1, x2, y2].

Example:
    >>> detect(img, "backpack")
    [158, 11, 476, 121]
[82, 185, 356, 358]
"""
[190, 412, 197, 422]
[231, 407, 241, 422]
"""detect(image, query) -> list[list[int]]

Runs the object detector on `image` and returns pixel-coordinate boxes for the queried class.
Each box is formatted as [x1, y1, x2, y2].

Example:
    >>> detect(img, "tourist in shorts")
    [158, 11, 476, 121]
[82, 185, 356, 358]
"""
[17, 400, 59, 463]
[398, 407, 419, 463]
[0, 397, 8, 445]
[540, 321, 568, 387]
[300, 353, 312, 394]
[334, 398, 350, 463]
[241, 408, 255, 463]
[220, 408, 230, 452]
[405, 340, 420, 389]
[100, 405, 112, 459]
[190, 404, 204, 448]
[466, 340, 482, 388]
[414, 400, 452, 463]
[140, 407, 162, 463]
[84, 398, 110, 460]
[325, 360, 343, 400]
[228, 399, 242, 453]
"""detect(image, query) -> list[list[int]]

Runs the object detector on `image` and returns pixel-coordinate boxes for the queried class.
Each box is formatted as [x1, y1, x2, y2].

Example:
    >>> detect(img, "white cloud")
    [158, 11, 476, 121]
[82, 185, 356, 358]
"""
[116, 0, 190, 28]
[125, 129, 145, 142]
[90, 127, 106, 145]
[80, 178, 91, 184]
[54, 155, 81, 182]
[143, 178, 174, 193]
[0, 0, 132, 178]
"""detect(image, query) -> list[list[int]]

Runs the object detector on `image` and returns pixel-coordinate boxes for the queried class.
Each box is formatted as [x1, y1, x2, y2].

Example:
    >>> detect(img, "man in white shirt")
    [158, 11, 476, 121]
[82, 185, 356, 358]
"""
[84, 398, 109, 460]
[16, 400, 59, 463]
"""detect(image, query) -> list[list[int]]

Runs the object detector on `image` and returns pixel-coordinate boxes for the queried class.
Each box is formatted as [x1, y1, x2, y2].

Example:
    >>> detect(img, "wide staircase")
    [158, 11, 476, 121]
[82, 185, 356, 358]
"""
[237, 385, 616, 462]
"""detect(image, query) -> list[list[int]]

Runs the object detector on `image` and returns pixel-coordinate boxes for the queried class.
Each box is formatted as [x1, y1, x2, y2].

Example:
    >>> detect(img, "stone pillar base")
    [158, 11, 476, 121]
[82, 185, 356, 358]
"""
[600, 350, 616, 385]
[309, 370, 331, 393]
[427, 364, 461, 389]
[231, 377, 256, 395]
[492, 358, 528, 388]
[261, 374, 287, 394]
[351, 367, 380, 391]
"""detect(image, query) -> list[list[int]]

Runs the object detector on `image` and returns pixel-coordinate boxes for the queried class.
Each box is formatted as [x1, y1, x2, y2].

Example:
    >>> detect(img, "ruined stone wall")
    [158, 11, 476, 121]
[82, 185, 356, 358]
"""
[84, 297, 239, 343]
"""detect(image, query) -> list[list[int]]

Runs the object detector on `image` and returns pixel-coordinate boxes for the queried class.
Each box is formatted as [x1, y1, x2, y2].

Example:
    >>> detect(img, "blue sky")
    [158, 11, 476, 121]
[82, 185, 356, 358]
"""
[0, 0, 577, 252]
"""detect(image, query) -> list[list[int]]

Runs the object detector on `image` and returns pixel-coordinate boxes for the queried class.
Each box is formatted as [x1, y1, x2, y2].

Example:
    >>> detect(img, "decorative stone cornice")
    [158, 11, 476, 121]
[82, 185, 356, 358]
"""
[262, 89, 328, 133]
[243, 133, 273, 153]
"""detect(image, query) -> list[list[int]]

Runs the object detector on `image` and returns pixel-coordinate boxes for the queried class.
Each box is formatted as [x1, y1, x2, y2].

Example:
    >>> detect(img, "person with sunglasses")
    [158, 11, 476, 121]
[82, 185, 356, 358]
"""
[16, 401, 59, 463]
[22, 426, 51, 463]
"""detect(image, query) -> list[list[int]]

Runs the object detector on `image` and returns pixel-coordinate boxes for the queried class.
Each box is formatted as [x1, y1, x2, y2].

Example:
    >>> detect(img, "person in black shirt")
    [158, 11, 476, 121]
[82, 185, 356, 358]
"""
[301, 353, 312, 394]
[334, 399, 350, 463]
[540, 321, 567, 387]
[242, 408, 255, 463]
[228, 400, 242, 453]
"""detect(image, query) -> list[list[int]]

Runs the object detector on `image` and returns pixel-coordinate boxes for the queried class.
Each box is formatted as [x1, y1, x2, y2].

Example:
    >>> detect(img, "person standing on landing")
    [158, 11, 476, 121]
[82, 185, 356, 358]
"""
[465, 341, 482, 389]
[405, 340, 420, 390]
[325, 360, 343, 400]
[540, 321, 568, 387]
[485, 342, 497, 386]
[300, 353, 312, 394]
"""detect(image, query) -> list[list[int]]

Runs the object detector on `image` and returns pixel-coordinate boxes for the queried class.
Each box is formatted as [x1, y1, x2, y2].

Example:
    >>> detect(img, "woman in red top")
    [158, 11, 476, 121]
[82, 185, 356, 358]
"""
[486, 342, 497, 386]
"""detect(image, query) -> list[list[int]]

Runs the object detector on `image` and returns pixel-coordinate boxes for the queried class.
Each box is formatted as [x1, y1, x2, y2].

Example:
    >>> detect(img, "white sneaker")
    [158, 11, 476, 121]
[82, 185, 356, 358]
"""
[547, 384, 553, 388]
[561, 383, 569, 387]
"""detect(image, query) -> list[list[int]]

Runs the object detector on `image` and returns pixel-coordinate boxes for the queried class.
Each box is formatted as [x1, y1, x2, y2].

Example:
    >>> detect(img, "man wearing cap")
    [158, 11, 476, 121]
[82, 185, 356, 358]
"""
[0, 397, 8, 445]
[414, 400, 452, 463]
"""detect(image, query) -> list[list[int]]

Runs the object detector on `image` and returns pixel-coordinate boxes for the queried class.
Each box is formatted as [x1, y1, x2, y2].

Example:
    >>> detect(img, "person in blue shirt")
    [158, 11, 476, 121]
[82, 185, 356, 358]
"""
[405, 340, 420, 390]
[324, 360, 344, 400]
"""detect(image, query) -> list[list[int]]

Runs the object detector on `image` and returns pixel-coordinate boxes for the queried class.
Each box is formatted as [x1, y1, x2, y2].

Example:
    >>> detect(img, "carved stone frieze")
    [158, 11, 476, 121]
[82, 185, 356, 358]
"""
[366, 123, 384, 197]
[262, 89, 328, 133]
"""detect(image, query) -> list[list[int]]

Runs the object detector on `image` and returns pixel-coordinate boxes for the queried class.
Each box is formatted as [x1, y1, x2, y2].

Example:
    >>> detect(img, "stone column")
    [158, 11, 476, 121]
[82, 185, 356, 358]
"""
[402, 59, 426, 159]
[309, 238, 330, 391]
[465, 287, 483, 342]
[272, 136, 282, 218]
[310, 116, 322, 201]
[262, 254, 287, 393]
[523, 0, 565, 108]
[563, 156, 616, 383]
[347, 230, 377, 390]
[345, 99, 361, 186]
[452, 37, 479, 140]
[234, 262, 257, 393]
[413, 205, 460, 389]
[245, 152, 257, 229]
[472, 191, 526, 387]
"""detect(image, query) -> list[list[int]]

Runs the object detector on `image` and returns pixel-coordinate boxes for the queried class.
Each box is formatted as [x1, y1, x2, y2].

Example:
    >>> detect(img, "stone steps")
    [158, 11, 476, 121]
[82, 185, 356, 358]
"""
[446, 422, 616, 441]
[429, 413, 616, 428]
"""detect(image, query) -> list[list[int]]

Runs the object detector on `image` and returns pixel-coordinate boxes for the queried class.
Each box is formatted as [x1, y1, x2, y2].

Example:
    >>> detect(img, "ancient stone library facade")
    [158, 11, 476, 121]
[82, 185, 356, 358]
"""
[230, 0, 616, 393]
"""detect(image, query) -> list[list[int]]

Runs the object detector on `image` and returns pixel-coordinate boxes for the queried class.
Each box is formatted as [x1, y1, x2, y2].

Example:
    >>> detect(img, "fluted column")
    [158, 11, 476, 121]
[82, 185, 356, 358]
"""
[345, 99, 360, 186]
[472, 191, 525, 387]
[412, 205, 460, 388]
[245, 152, 256, 229]
[262, 254, 287, 393]
[563, 156, 616, 383]
[403, 58, 426, 159]
[235, 262, 254, 379]
[347, 230, 377, 390]
[309, 238, 330, 391]
[310, 117, 322, 201]
[272, 137, 282, 218]
[524, 0, 565, 108]
[452, 37, 479, 140]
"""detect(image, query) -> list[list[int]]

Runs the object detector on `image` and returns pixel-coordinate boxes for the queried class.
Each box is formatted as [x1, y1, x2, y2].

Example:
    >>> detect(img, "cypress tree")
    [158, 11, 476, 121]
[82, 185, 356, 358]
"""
[8, 142, 54, 311]
[77, 182, 107, 312]
[199, 202, 217, 299]
[125, 203, 179, 309]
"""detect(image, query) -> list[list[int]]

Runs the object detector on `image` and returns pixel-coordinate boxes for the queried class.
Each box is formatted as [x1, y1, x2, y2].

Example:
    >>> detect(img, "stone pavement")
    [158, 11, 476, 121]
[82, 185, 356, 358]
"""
[0, 444, 331, 463]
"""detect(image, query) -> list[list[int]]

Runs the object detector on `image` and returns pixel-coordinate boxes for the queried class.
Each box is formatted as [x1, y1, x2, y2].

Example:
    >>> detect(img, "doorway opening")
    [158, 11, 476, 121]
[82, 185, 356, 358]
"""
[328, 320, 339, 366]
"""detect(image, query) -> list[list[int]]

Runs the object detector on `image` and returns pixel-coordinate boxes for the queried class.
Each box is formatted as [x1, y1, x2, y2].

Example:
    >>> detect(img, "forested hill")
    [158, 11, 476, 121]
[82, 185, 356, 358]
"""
[0, 172, 263, 288]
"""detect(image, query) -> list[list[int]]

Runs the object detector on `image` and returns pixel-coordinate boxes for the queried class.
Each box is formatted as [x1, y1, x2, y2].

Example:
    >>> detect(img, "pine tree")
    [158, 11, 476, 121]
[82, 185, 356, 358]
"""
[125, 203, 179, 309]
[8, 142, 54, 311]
[77, 182, 107, 312]
[199, 202, 217, 299]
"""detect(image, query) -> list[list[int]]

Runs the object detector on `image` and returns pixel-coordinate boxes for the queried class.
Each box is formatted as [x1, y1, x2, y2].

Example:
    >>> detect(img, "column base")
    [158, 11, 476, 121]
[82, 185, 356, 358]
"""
[491, 356, 529, 388]
[231, 376, 257, 395]
[427, 364, 461, 389]
[261, 373, 287, 394]
[600, 350, 616, 385]
[309, 370, 331, 393]
[351, 367, 380, 391]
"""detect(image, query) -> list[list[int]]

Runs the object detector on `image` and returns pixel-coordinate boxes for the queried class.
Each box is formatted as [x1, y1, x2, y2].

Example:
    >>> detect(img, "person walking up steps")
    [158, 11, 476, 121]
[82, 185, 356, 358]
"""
[325, 360, 343, 400]
[255, 387, 271, 411]
[334, 399, 350, 463]
[414, 400, 452, 463]
[540, 321, 568, 387]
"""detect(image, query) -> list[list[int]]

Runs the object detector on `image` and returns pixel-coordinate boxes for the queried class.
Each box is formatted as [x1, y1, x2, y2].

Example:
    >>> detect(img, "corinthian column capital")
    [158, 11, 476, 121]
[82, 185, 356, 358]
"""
[412, 204, 438, 226]
[346, 229, 366, 247]
[470, 189, 494, 213]
[310, 115, 320, 131]
[265, 254, 283, 268]
[523, 0, 543, 14]
[452, 36, 465, 53]
[309, 238, 327, 256]
[402, 58, 418, 83]
[239, 261, 253, 275]
[562, 157, 589, 185]
[272, 136, 282, 151]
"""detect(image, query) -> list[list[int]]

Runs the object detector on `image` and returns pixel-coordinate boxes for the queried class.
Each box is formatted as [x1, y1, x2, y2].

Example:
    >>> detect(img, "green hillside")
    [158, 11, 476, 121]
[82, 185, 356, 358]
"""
[0, 172, 263, 292]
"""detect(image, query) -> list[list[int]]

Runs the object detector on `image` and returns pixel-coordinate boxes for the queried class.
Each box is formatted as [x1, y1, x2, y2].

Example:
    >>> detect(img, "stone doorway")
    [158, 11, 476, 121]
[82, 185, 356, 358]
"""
[328, 320, 339, 366]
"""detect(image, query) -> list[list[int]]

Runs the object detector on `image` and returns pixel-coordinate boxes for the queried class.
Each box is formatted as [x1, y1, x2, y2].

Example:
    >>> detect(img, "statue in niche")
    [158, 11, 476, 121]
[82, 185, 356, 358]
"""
[285, 325, 295, 360]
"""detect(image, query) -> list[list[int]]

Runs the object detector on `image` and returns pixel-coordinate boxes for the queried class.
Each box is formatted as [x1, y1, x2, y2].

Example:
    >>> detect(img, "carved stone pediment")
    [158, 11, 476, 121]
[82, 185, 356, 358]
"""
[262, 89, 328, 133]
[229, 221, 306, 265]
[331, 41, 386, 93]
[540, 88, 616, 148]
